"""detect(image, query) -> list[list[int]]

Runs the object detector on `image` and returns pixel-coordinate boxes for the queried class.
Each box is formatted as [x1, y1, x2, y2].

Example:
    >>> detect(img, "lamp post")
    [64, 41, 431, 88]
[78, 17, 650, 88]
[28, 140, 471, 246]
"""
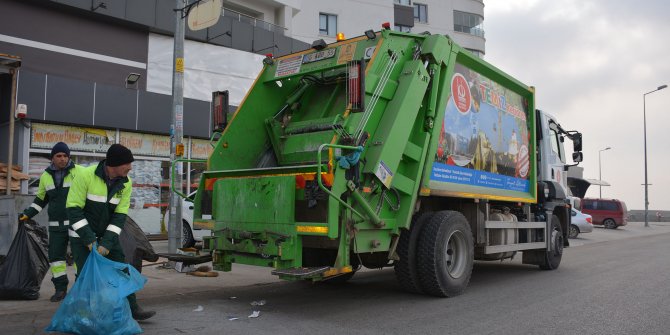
[643, 84, 668, 228]
[598, 147, 611, 198]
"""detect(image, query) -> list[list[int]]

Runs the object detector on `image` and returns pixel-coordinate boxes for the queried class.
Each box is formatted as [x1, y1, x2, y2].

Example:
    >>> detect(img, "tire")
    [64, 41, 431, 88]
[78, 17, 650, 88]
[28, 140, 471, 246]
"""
[603, 219, 617, 229]
[182, 219, 196, 248]
[538, 215, 563, 270]
[394, 212, 433, 294]
[416, 211, 474, 297]
[568, 224, 579, 239]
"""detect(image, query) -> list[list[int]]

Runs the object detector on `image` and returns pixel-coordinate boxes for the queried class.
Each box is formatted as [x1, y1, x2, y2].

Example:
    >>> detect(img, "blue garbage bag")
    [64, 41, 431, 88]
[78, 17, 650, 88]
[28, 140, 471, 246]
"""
[46, 245, 147, 335]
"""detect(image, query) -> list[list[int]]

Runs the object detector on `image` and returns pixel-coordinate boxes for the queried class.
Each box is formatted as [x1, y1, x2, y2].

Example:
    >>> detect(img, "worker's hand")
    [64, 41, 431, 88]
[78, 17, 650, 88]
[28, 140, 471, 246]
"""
[87, 243, 93, 251]
[97, 245, 109, 257]
[18, 214, 29, 223]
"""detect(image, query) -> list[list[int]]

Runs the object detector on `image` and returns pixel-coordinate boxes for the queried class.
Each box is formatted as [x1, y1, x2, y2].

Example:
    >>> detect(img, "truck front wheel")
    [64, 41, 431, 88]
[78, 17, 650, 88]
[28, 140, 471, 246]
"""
[416, 211, 474, 297]
[537, 215, 563, 270]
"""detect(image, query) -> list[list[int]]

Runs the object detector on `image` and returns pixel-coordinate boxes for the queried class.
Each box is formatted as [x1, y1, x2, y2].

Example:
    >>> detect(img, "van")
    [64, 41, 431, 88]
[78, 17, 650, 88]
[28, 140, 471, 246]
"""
[580, 198, 628, 229]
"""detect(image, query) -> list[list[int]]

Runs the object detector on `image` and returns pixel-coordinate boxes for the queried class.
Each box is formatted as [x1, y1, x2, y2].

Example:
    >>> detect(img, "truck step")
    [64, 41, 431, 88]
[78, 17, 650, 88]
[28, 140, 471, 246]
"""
[271, 266, 330, 278]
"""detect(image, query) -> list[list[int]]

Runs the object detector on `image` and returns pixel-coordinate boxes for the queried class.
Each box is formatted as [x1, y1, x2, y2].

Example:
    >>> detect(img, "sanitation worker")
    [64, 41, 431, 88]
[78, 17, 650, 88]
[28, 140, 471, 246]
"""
[66, 143, 156, 320]
[19, 142, 81, 302]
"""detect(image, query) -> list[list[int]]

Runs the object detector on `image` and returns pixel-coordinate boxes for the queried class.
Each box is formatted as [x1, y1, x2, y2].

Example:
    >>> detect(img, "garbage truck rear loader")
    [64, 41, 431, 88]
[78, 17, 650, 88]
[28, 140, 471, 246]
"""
[190, 28, 583, 297]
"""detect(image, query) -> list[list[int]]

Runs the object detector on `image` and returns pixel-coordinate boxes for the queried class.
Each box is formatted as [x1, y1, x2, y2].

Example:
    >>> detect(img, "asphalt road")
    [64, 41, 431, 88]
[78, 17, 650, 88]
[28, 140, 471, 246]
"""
[3, 222, 670, 335]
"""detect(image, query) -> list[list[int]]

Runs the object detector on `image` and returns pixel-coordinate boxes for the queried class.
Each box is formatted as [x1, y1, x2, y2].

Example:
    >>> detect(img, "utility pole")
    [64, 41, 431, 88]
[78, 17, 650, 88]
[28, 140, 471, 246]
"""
[168, 0, 186, 254]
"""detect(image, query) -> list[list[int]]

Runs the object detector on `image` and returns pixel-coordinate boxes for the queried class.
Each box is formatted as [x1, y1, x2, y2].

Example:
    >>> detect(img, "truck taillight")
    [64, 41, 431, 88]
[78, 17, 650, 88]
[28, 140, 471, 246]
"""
[212, 90, 229, 132]
[347, 60, 365, 112]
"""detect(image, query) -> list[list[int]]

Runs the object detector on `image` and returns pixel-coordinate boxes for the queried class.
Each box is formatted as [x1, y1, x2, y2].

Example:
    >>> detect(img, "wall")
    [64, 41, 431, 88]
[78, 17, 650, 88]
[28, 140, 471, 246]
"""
[290, 0, 394, 44]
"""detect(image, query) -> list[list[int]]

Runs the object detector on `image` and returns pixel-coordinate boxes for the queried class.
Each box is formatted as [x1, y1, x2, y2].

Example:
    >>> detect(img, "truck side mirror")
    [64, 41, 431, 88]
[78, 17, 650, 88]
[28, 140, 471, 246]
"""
[572, 152, 583, 163]
[572, 133, 582, 152]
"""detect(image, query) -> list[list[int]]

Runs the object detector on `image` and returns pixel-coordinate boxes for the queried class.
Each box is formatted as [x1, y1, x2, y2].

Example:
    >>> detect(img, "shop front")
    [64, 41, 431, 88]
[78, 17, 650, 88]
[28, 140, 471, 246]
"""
[27, 122, 212, 234]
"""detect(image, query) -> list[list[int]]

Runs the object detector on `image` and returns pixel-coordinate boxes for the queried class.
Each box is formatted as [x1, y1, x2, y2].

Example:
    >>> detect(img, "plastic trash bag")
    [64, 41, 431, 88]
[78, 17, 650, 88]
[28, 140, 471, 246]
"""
[0, 220, 49, 300]
[46, 245, 147, 335]
[120, 216, 159, 273]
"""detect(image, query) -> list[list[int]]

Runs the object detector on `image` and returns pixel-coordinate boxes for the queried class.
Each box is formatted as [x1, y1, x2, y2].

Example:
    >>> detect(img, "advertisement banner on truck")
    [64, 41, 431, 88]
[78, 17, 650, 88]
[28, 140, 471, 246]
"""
[430, 63, 531, 195]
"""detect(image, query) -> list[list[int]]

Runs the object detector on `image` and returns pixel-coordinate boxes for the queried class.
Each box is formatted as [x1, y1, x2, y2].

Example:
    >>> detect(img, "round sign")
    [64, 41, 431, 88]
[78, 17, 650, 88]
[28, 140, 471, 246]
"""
[516, 144, 529, 179]
[451, 73, 472, 114]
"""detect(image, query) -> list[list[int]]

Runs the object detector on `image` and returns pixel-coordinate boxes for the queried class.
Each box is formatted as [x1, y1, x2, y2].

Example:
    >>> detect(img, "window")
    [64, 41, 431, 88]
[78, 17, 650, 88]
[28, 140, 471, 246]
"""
[549, 124, 565, 163]
[395, 0, 411, 5]
[394, 24, 411, 33]
[582, 201, 596, 210]
[453, 10, 485, 38]
[414, 3, 427, 23]
[319, 13, 337, 37]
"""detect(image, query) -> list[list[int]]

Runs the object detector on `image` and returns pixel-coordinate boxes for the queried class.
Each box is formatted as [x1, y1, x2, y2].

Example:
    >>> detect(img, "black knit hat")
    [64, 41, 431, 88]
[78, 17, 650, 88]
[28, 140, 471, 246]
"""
[106, 144, 134, 167]
[51, 142, 70, 158]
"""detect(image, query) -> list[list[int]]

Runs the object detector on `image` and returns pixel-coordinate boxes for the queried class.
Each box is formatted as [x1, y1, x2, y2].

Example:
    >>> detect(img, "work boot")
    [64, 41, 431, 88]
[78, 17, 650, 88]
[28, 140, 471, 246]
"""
[132, 305, 156, 321]
[50, 290, 66, 302]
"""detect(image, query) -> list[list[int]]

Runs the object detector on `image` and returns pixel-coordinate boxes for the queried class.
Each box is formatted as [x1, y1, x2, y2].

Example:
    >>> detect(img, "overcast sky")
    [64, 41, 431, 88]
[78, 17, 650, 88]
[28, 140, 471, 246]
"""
[483, 0, 670, 210]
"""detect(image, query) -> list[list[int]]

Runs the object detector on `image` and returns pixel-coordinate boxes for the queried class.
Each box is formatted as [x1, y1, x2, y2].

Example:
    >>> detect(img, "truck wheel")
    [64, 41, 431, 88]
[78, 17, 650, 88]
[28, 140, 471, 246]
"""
[394, 212, 433, 294]
[182, 220, 196, 248]
[603, 219, 617, 229]
[538, 215, 563, 270]
[416, 211, 474, 297]
[568, 224, 579, 239]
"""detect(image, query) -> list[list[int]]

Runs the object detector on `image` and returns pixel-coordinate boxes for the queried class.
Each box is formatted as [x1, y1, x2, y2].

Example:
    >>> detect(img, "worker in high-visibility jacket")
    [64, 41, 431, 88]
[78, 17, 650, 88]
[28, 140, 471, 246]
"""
[66, 143, 155, 321]
[19, 142, 82, 302]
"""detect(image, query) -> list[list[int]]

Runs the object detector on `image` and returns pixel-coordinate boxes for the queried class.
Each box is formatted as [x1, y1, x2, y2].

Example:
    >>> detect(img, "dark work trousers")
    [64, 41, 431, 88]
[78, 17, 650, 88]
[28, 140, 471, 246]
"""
[69, 235, 138, 311]
[48, 228, 70, 292]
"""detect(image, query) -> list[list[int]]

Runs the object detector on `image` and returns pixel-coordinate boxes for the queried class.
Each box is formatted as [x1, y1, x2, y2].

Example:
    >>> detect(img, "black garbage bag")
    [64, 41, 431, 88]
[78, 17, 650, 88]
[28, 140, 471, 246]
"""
[0, 220, 49, 300]
[119, 216, 159, 273]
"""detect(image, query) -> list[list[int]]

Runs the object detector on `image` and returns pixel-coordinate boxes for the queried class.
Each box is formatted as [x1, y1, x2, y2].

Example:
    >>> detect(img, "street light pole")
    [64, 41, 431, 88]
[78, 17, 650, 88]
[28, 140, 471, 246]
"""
[643, 84, 668, 228]
[598, 147, 611, 198]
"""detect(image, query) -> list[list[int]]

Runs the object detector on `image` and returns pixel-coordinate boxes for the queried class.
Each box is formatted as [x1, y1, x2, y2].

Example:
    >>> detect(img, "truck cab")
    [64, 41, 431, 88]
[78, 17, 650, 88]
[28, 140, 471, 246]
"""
[536, 110, 582, 202]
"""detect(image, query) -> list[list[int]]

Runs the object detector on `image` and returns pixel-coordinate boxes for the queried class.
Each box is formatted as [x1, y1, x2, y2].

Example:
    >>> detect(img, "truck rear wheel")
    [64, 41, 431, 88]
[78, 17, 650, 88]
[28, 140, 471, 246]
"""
[537, 215, 563, 270]
[416, 211, 474, 297]
[394, 212, 433, 294]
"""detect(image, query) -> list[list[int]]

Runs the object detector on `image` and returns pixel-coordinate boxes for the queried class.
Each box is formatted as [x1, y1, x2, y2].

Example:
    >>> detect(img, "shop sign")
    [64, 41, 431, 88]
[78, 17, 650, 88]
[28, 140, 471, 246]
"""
[191, 139, 213, 159]
[31, 123, 113, 153]
[119, 131, 170, 157]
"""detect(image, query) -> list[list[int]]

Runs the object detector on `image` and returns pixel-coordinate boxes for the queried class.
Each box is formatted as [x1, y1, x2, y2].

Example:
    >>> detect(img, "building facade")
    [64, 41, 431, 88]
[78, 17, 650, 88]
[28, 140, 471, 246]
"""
[0, 0, 485, 233]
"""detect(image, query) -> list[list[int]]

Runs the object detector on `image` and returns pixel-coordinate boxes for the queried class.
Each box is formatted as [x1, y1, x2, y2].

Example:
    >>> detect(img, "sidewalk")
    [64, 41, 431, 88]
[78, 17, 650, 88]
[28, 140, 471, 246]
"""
[0, 259, 280, 318]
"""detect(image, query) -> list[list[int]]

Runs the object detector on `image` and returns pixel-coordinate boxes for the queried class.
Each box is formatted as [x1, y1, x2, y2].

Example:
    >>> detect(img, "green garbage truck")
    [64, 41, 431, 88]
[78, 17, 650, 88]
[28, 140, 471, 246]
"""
[189, 27, 583, 297]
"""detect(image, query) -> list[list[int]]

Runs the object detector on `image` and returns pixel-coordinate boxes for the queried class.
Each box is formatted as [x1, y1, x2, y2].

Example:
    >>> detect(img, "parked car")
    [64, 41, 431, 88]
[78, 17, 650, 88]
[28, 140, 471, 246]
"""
[580, 198, 628, 229]
[164, 191, 211, 248]
[569, 209, 593, 238]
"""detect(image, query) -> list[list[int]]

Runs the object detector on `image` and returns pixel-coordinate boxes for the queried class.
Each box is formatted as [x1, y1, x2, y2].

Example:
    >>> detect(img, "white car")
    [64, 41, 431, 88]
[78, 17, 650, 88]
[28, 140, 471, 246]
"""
[166, 192, 211, 248]
[569, 208, 593, 238]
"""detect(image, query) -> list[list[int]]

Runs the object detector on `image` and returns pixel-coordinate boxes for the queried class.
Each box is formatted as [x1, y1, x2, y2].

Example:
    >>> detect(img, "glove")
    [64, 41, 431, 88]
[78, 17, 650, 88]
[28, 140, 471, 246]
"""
[97, 245, 110, 256]
[18, 214, 29, 223]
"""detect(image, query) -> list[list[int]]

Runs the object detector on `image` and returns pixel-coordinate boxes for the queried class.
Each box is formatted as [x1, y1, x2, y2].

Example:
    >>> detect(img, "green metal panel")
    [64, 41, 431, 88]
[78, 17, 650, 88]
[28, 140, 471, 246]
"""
[213, 176, 295, 224]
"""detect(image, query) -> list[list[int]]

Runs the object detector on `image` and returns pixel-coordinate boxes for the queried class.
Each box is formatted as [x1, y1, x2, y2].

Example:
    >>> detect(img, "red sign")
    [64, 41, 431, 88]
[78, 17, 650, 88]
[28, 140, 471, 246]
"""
[451, 73, 471, 114]
[516, 144, 529, 178]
